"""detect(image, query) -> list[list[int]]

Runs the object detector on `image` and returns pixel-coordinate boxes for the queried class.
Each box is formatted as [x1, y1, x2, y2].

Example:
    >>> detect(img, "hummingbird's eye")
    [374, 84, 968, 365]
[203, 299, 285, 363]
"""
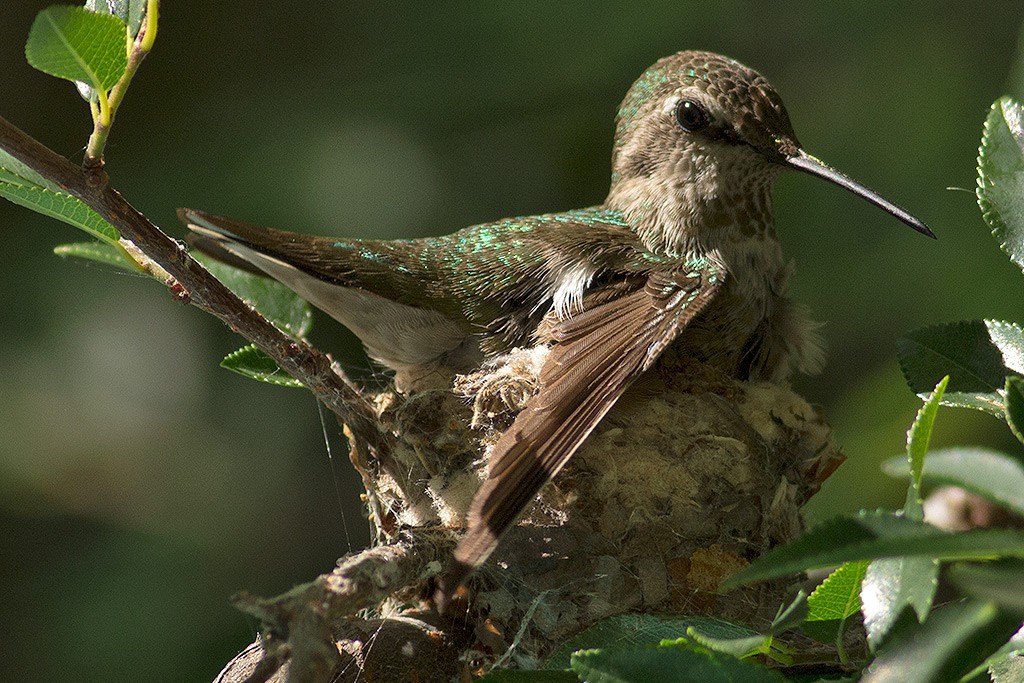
[674, 99, 711, 132]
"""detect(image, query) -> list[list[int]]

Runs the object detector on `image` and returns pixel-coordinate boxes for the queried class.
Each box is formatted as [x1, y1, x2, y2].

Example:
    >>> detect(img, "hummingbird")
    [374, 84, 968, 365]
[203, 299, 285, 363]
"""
[180, 50, 932, 606]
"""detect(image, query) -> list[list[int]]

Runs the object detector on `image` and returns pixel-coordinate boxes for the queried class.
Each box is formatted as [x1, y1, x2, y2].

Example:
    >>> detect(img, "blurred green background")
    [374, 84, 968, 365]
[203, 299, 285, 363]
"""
[2, 1, 1024, 680]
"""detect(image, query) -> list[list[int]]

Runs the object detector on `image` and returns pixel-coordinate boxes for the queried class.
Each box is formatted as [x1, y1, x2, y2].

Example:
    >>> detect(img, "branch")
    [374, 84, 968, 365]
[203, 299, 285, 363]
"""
[0, 114, 387, 451]
[229, 533, 450, 683]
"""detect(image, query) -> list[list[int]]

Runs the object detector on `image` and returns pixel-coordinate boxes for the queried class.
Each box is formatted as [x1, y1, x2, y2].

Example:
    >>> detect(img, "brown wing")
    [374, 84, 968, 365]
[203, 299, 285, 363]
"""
[438, 261, 726, 600]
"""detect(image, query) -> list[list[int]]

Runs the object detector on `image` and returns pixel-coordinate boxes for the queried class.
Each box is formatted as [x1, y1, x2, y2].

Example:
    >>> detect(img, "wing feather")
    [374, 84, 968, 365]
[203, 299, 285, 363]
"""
[441, 261, 725, 596]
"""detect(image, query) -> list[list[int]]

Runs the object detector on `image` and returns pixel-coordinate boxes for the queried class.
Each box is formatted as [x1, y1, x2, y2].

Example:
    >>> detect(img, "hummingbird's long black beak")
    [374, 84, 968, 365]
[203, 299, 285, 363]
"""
[784, 149, 935, 239]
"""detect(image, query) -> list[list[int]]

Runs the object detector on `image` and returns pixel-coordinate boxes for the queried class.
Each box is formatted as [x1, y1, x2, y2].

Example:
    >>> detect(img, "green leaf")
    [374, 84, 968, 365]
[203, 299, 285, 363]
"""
[221, 345, 303, 388]
[802, 561, 867, 645]
[128, 0, 146, 37]
[896, 322, 1015, 415]
[978, 98, 1024, 273]
[86, 0, 147, 37]
[861, 555, 939, 651]
[0, 181, 120, 245]
[1006, 376, 1024, 447]
[862, 600, 1022, 683]
[0, 149, 62, 192]
[476, 671, 579, 683]
[665, 618, 763, 643]
[966, 624, 1024, 682]
[668, 620, 783, 662]
[198, 257, 312, 337]
[53, 241, 137, 271]
[570, 647, 786, 683]
[0, 159, 133, 268]
[673, 630, 771, 660]
[26, 6, 128, 91]
[987, 320, 1024, 375]
[882, 447, 1024, 518]
[991, 655, 1024, 683]
[904, 376, 948, 520]
[722, 511, 1024, 589]
[544, 615, 755, 670]
[0, 167, 34, 186]
[807, 562, 867, 622]
[197, 257, 310, 388]
[865, 391, 945, 653]
[948, 559, 1024, 614]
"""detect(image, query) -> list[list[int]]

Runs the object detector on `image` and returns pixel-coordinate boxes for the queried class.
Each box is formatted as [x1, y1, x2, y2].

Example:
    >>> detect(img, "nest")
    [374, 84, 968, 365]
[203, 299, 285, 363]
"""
[217, 347, 843, 681]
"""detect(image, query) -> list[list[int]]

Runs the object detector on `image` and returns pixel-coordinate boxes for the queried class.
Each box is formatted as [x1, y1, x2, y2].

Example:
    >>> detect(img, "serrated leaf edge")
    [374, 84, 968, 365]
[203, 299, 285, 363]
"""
[905, 376, 949, 519]
[26, 7, 128, 91]
[1004, 376, 1024, 445]
[221, 344, 303, 388]
[806, 561, 868, 622]
[0, 180, 121, 245]
[978, 97, 1024, 270]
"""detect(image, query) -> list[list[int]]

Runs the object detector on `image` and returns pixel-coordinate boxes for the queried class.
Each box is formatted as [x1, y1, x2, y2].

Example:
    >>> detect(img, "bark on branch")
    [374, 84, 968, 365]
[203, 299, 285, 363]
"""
[0, 115, 386, 451]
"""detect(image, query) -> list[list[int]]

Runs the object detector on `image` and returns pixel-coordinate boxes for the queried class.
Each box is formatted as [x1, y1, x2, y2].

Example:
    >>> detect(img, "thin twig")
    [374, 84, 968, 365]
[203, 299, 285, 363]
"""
[0, 114, 387, 451]
[85, 0, 161, 165]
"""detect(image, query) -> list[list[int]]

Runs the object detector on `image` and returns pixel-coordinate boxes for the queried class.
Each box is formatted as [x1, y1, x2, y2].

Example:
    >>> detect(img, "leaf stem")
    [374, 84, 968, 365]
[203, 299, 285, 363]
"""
[140, 0, 159, 52]
[97, 87, 112, 127]
[84, 0, 160, 167]
[835, 628, 849, 665]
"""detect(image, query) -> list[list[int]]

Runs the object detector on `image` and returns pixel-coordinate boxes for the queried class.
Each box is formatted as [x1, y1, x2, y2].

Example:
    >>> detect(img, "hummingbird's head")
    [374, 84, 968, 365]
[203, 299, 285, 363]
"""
[608, 51, 932, 254]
